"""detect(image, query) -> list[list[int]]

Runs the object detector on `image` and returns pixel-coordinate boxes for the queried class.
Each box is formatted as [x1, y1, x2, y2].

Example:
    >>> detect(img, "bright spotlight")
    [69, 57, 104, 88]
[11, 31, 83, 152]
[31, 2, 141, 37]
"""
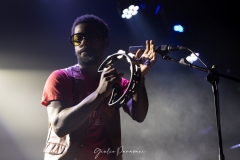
[230, 143, 240, 149]
[186, 53, 199, 64]
[126, 14, 132, 19]
[128, 10, 132, 14]
[121, 4, 139, 19]
[132, 10, 138, 16]
[129, 5, 134, 10]
[123, 9, 128, 14]
[134, 6, 139, 10]
[173, 25, 184, 32]
[121, 14, 126, 18]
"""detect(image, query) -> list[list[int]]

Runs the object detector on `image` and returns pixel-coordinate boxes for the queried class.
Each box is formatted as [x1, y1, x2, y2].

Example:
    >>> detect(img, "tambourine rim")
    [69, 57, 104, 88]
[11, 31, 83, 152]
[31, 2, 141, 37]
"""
[98, 52, 141, 107]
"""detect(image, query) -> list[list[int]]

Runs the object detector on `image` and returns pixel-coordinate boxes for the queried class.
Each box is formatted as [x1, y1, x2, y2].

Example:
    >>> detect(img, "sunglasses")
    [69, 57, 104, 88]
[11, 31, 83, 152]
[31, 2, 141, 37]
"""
[69, 32, 102, 46]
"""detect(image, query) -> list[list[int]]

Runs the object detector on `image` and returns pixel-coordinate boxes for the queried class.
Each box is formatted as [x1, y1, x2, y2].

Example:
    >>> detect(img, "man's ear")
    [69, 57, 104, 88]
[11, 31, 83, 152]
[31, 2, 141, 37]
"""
[104, 38, 109, 51]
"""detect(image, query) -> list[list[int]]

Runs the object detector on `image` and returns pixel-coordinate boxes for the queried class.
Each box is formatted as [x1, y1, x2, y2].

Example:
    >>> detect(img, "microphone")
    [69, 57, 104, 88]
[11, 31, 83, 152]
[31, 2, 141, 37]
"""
[129, 45, 186, 56]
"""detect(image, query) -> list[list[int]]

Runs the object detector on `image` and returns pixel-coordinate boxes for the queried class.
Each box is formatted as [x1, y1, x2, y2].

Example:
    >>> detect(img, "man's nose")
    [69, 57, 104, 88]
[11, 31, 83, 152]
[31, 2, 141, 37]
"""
[79, 37, 90, 47]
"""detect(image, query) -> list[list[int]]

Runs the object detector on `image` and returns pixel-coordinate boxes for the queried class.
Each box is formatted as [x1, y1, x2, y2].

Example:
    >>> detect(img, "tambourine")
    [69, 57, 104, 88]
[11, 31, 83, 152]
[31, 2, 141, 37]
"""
[98, 52, 141, 107]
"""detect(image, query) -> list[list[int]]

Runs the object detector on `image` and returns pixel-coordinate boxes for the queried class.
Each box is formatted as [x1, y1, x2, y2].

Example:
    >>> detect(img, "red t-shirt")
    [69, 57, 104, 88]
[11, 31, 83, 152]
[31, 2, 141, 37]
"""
[42, 65, 132, 160]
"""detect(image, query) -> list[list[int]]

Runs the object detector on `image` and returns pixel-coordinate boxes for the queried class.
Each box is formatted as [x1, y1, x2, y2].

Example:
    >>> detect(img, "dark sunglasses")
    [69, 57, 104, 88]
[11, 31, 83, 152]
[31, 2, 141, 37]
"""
[69, 32, 102, 46]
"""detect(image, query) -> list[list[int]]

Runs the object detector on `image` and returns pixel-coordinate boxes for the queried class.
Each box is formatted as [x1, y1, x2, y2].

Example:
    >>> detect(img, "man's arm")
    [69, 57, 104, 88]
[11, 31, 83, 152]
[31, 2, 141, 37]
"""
[47, 90, 104, 137]
[47, 67, 122, 137]
[130, 40, 156, 122]
[131, 76, 148, 122]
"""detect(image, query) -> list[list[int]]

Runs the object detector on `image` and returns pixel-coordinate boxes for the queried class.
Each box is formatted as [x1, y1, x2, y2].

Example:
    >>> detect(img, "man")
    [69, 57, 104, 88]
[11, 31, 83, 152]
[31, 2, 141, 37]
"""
[42, 14, 156, 160]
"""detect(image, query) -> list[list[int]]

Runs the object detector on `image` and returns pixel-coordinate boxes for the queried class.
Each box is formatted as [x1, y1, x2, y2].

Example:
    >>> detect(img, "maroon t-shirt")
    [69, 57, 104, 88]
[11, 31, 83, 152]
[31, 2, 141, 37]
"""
[42, 65, 132, 160]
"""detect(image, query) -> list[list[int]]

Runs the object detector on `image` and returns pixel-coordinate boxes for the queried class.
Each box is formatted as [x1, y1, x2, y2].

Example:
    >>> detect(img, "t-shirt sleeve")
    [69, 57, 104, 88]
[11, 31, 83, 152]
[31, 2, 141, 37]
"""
[121, 77, 133, 117]
[41, 70, 73, 107]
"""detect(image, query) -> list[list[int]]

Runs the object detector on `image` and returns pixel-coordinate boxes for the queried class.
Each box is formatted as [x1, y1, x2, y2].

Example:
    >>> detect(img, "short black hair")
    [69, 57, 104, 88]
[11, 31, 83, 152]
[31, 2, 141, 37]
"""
[71, 14, 109, 38]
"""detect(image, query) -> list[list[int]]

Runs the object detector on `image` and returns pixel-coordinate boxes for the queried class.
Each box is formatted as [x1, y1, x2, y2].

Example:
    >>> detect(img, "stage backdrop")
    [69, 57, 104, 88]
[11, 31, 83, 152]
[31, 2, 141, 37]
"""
[0, 0, 239, 160]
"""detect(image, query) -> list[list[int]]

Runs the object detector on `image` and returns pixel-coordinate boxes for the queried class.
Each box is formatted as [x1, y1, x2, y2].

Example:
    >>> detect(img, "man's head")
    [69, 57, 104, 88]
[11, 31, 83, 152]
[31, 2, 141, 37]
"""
[70, 14, 109, 67]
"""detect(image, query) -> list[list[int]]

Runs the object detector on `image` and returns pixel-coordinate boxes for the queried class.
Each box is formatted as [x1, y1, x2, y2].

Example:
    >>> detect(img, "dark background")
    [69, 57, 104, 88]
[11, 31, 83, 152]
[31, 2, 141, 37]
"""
[0, 0, 239, 160]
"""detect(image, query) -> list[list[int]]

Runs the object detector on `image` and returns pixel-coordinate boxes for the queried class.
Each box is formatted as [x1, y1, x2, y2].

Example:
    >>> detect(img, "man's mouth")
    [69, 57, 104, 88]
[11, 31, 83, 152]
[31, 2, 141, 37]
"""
[81, 50, 95, 57]
[80, 46, 90, 52]
[81, 52, 90, 56]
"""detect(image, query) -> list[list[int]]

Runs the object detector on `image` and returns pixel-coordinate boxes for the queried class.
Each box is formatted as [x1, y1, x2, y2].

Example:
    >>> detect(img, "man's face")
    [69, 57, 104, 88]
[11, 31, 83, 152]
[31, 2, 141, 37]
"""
[73, 23, 108, 66]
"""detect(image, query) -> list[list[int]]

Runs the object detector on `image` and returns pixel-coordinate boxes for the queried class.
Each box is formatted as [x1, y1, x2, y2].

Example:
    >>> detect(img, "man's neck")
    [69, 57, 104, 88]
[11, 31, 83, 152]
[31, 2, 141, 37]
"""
[79, 63, 101, 81]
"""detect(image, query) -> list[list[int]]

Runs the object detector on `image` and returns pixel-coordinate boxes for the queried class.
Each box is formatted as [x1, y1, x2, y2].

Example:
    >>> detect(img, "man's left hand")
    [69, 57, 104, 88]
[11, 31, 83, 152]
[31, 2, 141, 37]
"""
[135, 40, 157, 76]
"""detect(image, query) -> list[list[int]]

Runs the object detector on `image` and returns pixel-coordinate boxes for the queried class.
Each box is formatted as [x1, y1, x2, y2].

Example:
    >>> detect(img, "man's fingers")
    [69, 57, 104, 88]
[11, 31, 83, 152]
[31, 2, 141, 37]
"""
[103, 67, 117, 76]
[103, 65, 112, 71]
[108, 77, 120, 89]
[106, 73, 123, 83]
[150, 40, 154, 50]
[103, 69, 122, 83]
[145, 40, 150, 52]
[135, 49, 143, 58]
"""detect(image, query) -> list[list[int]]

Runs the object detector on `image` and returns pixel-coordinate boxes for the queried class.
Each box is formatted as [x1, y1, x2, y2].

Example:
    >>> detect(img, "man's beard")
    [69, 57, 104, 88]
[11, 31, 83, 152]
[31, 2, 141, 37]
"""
[76, 46, 101, 66]
[78, 54, 99, 66]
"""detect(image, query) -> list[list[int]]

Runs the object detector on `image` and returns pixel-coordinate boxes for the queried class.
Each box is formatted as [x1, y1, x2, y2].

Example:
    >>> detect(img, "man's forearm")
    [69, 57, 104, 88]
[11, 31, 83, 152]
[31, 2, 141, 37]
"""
[52, 90, 105, 137]
[132, 77, 149, 122]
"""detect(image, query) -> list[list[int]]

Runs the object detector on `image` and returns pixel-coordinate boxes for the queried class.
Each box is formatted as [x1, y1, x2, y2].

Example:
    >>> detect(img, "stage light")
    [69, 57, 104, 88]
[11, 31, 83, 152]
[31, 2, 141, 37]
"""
[230, 143, 240, 149]
[121, 5, 139, 19]
[173, 24, 184, 32]
[154, 4, 161, 15]
[186, 53, 199, 64]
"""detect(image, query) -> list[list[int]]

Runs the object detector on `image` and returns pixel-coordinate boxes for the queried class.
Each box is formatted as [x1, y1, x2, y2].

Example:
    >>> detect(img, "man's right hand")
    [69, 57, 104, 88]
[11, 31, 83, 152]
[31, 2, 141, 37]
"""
[96, 66, 124, 98]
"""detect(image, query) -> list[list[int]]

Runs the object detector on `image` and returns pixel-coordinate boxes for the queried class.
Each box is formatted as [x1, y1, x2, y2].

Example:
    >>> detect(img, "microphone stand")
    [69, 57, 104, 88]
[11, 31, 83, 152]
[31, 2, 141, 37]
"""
[161, 55, 240, 160]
